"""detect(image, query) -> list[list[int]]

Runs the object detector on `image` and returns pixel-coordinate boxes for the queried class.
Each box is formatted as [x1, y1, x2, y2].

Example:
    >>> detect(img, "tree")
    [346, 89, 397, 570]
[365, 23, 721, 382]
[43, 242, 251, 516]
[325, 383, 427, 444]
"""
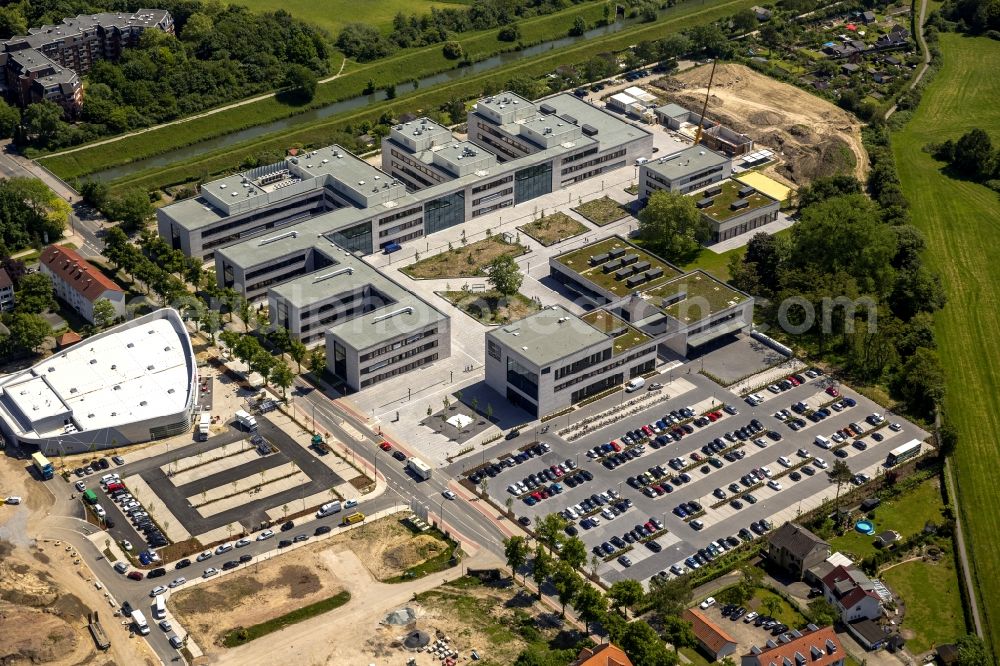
[620, 620, 678, 666]
[647, 575, 692, 620]
[732, 8, 758, 33]
[201, 309, 221, 344]
[951, 128, 994, 179]
[0, 6, 27, 39]
[92, 298, 117, 328]
[336, 23, 396, 62]
[609, 579, 645, 616]
[739, 564, 764, 602]
[743, 231, 790, 294]
[442, 41, 464, 60]
[21, 101, 66, 145]
[308, 348, 326, 376]
[574, 583, 606, 634]
[551, 562, 582, 616]
[181, 12, 214, 43]
[535, 513, 568, 554]
[504, 535, 529, 582]
[805, 598, 839, 626]
[498, 24, 521, 42]
[80, 180, 110, 209]
[487, 254, 523, 296]
[569, 16, 587, 36]
[283, 64, 318, 102]
[638, 190, 709, 262]
[955, 633, 991, 666]
[658, 34, 691, 59]
[827, 458, 853, 523]
[560, 536, 587, 569]
[104, 189, 154, 232]
[762, 595, 782, 619]
[892, 346, 945, 417]
[0, 98, 19, 139]
[661, 615, 696, 651]
[14, 272, 56, 314]
[288, 338, 307, 373]
[797, 175, 862, 208]
[0, 178, 69, 248]
[270, 361, 295, 397]
[7, 311, 50, 352]
[530, 545, 552, 598]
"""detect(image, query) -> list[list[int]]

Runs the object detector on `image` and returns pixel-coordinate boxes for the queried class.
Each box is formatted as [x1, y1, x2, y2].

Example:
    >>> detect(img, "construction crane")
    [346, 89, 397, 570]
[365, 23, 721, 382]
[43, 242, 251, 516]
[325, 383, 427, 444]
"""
[693, 58, 718, 146]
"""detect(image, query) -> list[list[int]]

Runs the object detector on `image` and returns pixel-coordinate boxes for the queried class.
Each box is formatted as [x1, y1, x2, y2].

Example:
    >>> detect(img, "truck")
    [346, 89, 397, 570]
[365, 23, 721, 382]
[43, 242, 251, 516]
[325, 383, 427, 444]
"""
[82, 489, 98, 505]
[197, 413, 211, 441]
[234, 410, 258, 432]
[406, 457, 432, 481]
[130, 609, 150, 635]
[316, 501, 341, 518]
[31, 452, 54, 480]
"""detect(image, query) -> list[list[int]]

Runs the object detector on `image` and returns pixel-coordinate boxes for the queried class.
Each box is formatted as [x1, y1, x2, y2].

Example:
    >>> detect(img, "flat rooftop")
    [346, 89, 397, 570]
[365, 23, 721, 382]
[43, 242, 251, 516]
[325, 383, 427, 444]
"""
[580, 310, 651, 355]
[0, 309, 194, 438]
[697, 179, 776, 222]
[490, 305, 609, 367]
[644, 146, 730, 182]
[554, 236, 683, 298]
[643, 271, 748, 322]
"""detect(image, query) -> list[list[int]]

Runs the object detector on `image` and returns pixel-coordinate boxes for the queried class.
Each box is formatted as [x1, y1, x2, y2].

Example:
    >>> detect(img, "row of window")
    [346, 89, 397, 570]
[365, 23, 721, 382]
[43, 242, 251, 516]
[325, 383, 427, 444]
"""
[390, 149, 446, 185]
[245, 253, 305, 281]
[383, 228, 423, 246]
[359, 353, 438, 389]
[507, 357, 539, 400]
[246, 266, 309, 295]
[361, 340, 439, 375]
[473, 187, 513, 207]
[562, 160, 625, 186]
[471, 174, 513, 194]
[360, 327, 439, 362]
[391, 162, 436, 190]
[555, 348, 612, 380]
[378, 216, 423, 239]
[553, 345, 657, 393]
[378, 205, 422, 227]
[686, 310, 740, 336]
[560, 149, 626, 176]
[200, 194, 325, 239]
[474, 121, 531, 158]
[561, 146, 600, 164]
[473, 200, 513, 218]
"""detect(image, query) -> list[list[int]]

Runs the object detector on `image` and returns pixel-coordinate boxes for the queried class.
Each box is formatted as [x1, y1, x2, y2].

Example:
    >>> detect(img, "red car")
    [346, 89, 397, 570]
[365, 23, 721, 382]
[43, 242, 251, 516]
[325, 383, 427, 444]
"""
[610, 441, 621, 452]
[530, 491, 542, 501]
[825, 386, 840, 397]
[787, 376, 800, 386]
[641, 425, 655, 437]
[127, 571, 144, 580]
[379, 441, 392, 451]
[707, 412, 718, 422]
[105, 482, 125, 492]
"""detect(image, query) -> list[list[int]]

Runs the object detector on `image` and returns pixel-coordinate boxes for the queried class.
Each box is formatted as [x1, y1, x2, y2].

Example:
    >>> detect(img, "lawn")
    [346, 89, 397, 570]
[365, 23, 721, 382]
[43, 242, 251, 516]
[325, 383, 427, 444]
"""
[221, 591, 351, 647]
[517, 212, 588, 246]
[892, 32, 1000, 654]
[882, 546, 967, 654]
[748, 588, 807, 629]
[439, 290, 540, 325]
[228, 0, 471, 36]
[829, 479, 947, 561]
[572, 196, 631, 226]
[401, 237, 526, 279]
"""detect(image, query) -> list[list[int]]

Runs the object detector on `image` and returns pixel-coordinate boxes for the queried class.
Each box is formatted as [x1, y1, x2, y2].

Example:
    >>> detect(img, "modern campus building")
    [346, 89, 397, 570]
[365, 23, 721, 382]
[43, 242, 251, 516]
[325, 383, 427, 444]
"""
[485, 236, 754, 417]
[654, 103, 753, 157]
[0, 309, 198, 455]
[159, 92, 653, 263]
[0, 9, 173, 114]
[638, 146, 732, 198]
[694, 178, 780, 243]
[39, 244, 126, 324]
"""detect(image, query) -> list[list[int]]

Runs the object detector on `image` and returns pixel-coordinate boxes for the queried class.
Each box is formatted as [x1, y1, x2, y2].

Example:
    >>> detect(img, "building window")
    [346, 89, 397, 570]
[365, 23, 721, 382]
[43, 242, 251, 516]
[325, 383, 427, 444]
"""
[487, 339, 501, 361]
[506, 357, 538, 400]
[329, 221, 372, 255]
[424, 190, 466, 235]
[514, 162, 553, 204]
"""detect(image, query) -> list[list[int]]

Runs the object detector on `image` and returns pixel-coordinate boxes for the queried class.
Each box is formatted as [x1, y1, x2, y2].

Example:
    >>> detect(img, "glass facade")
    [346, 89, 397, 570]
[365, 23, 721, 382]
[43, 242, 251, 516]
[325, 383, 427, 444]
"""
[506, 357, 538, 400]
[330, 221, 372, 255]
[332, 341, 347, 378]
[424, 191, 466, 235]
[514, 162, 553, 204]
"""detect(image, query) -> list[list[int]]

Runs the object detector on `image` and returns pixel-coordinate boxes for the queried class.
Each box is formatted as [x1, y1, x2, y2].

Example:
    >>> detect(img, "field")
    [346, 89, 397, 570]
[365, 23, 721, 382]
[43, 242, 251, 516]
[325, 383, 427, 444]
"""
[829, 479, 947, 560]
[43, 0, 760, 189]
[440, 290, 540, 325]
[892, 33, 1000, 653]
[882, 547, 967, 655]
[227, 0, 472, 36]
[402, 237, 526, 279]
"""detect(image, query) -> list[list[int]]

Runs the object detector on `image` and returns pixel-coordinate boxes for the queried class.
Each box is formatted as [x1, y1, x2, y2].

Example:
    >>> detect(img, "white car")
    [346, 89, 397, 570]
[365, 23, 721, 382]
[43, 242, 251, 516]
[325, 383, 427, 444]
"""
[889, 422, 903, 432]
[442, 490, 457, 500]
[699, 596, 716, 609]
[744, 611, 759, 623]
[215, 542, 234, 554]
[149, 585, 167, 597]
[5, 496, 22, 505]
[235, 538, 252, 548]
[767, 480, 783, 491]
[120, 540, 133, 552]
[760, 466, 773, 478]
[777, 457, 791, 468]
[813, 457, 828, 469]
[75, 481, 86, 491]
[202, 568, 219, 579]
[256, 529, 274, 541]
[168, 577, 186, 588]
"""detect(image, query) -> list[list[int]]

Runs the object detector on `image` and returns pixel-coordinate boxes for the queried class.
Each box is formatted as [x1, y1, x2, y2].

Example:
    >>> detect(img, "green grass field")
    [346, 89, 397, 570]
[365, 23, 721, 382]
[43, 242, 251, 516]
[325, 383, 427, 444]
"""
[892, 32, 1000, 654]
[882, 547, 966, 655]
[227, 0, 471, 36]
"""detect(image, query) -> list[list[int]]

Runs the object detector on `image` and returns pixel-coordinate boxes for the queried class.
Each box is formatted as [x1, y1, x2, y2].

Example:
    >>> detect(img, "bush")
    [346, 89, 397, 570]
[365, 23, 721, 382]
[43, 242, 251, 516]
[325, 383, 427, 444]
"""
[443, 41, 464, 60]
[498, 24, 521, 42]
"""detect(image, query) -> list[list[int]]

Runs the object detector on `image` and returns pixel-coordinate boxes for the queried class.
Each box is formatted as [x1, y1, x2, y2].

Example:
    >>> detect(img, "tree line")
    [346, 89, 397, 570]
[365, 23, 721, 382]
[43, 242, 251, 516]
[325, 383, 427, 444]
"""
[929, 128, 1000, 191]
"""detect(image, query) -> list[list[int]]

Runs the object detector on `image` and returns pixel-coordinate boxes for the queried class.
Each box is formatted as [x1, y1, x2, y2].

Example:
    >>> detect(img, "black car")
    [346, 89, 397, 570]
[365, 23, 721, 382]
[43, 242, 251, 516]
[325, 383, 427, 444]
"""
[834, 448, 849, 458]
[148, 567, 166, 578]
[280, 520, 295, 532]
[518, 516, 531, 527]
[222, 560, 239, 570]
[176, 558, 191, 569]
[789, 471, 802, 482]
[565, 525, 578, 537]
[278, 539, 293, 548]
[315, 525, 332, 535]
[392, 451, 407, 461]
[645, 540, 662, 553]
[801, 465, 816, 476]
[505, 429, 521, 440]
[239, 554, 253, 563]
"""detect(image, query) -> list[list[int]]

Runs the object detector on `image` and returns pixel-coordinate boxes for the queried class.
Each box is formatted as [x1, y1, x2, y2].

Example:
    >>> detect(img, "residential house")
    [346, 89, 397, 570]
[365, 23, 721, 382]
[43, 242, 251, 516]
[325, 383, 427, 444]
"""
[39, 244, 126, 324]
[822, 565, 883, 622]
[752, 5, 772, 21]
[848, 618, 890, 650]
[841, 62, 861, 75]
[0, 267, 13, 311]
[861, 10, 877, 24]
[569, 643, 634, 666]
[766, 522, 831, 580]
[684, 608, 739, 661]
[742, 625, 845, 666]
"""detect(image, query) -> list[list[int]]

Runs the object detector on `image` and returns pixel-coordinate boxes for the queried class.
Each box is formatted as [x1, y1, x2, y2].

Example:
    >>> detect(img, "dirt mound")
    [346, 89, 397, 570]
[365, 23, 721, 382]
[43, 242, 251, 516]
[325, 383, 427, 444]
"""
[655, 63, 868, 186]
[384, 607, 418, 625]
[382, 535, 447, 573]
[279, 564, 321, 599]
[0, 604, 80, 664]
[0, 556, 59, 607]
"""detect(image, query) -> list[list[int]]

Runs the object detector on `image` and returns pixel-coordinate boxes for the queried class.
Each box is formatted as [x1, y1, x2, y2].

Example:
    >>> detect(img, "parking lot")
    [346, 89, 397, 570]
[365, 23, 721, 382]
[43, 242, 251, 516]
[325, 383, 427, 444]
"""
[474, 364, 929, 585]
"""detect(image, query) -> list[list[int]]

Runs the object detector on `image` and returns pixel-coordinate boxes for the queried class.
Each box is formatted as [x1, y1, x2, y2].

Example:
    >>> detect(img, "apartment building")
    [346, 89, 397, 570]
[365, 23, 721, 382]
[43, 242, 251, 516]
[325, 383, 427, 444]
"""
[39, 244, 125, 324]
[1, 9, 173, 114]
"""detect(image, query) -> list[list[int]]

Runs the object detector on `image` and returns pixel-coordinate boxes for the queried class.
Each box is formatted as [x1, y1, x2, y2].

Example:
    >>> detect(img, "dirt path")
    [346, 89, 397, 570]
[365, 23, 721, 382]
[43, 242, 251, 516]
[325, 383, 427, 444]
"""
[658, 63, 869, 185]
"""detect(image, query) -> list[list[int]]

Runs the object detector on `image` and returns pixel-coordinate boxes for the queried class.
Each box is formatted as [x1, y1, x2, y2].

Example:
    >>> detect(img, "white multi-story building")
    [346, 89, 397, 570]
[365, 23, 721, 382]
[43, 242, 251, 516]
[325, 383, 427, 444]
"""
[39, 244, 126, 324]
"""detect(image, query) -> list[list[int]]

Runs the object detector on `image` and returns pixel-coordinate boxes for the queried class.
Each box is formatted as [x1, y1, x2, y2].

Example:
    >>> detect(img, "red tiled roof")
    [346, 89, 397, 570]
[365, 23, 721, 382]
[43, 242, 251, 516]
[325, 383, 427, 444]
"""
[56, 330, 82, 347]
[684, 608, 737, 654]
[839, 586, 878, 609]
[0, 267, 12, 290]
[744, 626, 844, 666]
[570, 643, 633, 666]
[40, 244, 122, 302]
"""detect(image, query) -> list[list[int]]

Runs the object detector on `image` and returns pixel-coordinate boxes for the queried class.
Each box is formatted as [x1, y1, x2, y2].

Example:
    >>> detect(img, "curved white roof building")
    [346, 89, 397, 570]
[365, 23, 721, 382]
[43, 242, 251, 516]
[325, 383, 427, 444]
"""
[0, 308, 197, 455]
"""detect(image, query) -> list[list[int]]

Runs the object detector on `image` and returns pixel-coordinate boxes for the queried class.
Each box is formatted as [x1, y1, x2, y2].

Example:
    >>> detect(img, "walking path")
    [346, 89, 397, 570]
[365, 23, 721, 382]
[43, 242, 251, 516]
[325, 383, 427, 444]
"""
[885, 0, 930, 120]
[945, 456, 984, 637]
[39, 57, 349, 159]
